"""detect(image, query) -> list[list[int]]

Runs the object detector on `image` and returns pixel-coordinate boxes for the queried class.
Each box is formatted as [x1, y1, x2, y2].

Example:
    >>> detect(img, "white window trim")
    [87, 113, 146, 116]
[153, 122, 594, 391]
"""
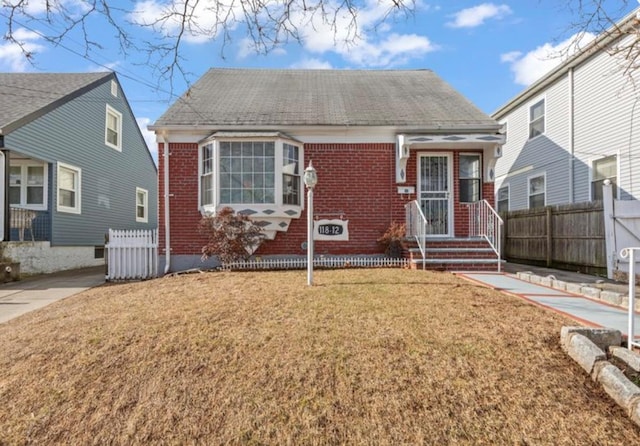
[136, 187, 149, 223]
[9, 159, 48, 211]
[589, 154, 619, 201]
[105, 104, 123, 151]
[57, 162, 82, 214]
[198, 137, 304, 214]
[527, 172, 546, 209]
[528, 97, 546, 140]
[110, 80, 118, 97]
[497, 183, 510, 213]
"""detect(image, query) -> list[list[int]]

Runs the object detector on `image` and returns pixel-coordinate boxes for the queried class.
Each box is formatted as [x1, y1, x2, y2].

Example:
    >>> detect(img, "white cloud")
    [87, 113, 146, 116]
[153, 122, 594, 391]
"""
[447, 3, 512, 28]
[295, 1, 437, 67]
[0, 28, 45, 72]
[290, 58, 332, 69]
[136, 117, 158, 164]
[343, 33, 437, 67]
[502, 32, 596, 86]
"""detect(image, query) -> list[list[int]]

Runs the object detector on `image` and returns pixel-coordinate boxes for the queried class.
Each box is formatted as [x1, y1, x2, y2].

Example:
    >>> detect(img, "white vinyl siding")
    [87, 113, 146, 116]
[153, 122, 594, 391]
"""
[57, 162, 81, 214]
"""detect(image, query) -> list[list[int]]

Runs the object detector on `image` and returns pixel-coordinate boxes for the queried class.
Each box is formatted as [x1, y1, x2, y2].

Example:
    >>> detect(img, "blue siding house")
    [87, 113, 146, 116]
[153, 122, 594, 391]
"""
[0, 72, 157, 274]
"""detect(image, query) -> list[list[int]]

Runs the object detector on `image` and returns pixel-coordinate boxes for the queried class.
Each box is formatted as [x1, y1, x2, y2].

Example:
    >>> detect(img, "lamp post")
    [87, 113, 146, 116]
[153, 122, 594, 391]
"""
[304, 160, 318, 286]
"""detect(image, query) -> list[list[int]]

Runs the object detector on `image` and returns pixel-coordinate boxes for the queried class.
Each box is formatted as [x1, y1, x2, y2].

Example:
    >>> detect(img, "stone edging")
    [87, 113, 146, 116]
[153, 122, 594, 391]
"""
[561, 326, 640, 426]
[516, 272, 631, 308]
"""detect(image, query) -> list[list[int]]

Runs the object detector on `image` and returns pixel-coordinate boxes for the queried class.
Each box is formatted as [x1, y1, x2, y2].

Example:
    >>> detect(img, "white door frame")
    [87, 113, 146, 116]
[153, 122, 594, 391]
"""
[417, 152, 454, 237]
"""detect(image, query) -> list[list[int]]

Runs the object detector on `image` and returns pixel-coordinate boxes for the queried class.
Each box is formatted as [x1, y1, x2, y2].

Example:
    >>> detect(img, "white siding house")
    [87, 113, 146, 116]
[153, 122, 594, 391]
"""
[493, 11, 640, 211]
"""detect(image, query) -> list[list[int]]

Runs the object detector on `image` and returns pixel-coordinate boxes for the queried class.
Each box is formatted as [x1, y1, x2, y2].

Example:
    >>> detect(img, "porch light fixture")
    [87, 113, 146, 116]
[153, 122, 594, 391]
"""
[304, 160, 317, 285]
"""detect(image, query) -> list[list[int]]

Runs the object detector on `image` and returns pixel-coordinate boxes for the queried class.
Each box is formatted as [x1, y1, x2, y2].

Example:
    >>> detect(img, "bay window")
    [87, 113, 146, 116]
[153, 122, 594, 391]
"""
[199, 135, 302, 211]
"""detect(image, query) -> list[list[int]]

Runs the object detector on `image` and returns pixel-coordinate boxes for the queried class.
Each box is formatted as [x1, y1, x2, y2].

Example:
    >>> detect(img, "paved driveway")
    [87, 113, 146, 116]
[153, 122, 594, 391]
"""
[0, 266, 105, 324]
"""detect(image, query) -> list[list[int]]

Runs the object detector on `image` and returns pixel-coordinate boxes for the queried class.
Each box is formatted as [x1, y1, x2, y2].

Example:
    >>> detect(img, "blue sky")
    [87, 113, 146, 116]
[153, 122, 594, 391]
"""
[0, 1, 637, 161]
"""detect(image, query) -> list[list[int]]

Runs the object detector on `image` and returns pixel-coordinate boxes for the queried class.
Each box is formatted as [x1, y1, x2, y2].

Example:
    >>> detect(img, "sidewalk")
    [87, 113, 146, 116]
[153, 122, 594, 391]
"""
[0, 266, 105, 324]
[458, 262, 638, 338]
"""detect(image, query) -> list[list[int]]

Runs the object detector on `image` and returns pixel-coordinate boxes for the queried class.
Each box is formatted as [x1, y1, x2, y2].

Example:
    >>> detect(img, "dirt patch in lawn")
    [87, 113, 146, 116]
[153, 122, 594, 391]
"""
[1, 268, 639, 445]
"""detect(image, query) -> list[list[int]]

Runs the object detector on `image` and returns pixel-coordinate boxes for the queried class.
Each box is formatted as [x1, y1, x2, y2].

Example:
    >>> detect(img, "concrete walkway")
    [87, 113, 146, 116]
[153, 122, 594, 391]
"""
[0, 266, 105, 324]
[459, 270, 638, 338]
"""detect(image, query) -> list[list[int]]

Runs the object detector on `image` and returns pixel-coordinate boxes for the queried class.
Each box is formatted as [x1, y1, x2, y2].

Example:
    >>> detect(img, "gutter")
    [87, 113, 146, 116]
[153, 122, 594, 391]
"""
[161, 134, 171, 275]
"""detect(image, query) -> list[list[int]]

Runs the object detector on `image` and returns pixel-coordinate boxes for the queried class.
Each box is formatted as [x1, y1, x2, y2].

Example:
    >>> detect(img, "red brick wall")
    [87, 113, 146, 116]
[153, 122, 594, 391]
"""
[158, 142, 496, 256]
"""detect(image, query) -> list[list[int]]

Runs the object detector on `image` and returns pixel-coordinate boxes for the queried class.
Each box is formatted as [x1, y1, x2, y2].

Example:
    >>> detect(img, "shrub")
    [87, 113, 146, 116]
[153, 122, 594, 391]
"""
[377, 222, 407, 258]
[198, 207, 265, 264]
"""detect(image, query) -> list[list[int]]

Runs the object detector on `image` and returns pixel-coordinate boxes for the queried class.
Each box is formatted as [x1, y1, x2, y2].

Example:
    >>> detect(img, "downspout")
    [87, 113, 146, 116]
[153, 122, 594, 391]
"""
[161, 134, 171, 274]
[568, 67, 575, 203]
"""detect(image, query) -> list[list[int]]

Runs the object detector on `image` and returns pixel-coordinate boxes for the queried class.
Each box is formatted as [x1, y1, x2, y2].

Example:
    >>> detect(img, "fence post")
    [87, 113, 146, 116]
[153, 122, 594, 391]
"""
[546, 206, 553, 267]
[602, 181, 616, 279]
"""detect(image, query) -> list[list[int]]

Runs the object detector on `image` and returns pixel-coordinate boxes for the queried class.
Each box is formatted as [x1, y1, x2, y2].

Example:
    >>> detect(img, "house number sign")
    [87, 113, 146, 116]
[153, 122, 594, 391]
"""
[314, 219, 349, 241]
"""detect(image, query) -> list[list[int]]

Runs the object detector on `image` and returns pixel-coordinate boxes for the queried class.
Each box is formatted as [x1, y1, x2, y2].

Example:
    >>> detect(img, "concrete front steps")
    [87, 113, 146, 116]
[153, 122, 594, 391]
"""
[405, 237, 503, 272]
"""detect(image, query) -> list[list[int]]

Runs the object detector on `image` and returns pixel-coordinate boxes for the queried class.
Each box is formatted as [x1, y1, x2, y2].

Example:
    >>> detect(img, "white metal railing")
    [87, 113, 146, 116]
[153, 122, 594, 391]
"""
[467, 200, 503, 272]
[106, 229, 158, 281]
[405, 200, 427, 267]
[620, 248, 640, 350]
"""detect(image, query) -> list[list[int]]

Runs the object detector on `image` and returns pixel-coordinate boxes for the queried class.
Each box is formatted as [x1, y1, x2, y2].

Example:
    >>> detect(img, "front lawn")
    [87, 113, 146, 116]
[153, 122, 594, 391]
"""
[0, 269, 638, 444]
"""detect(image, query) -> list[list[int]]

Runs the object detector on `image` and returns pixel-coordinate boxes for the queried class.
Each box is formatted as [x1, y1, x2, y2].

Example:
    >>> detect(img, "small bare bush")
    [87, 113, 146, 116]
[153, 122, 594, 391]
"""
[198, 207, 264, 264]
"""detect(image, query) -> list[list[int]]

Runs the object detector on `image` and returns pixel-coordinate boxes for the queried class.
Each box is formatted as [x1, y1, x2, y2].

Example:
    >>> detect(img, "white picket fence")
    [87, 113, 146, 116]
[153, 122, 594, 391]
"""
[106, 229, 158, 281]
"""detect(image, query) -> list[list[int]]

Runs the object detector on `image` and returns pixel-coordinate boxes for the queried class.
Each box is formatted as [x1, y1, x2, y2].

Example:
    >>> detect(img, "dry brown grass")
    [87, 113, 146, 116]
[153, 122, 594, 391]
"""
[0, 268, 639, 445]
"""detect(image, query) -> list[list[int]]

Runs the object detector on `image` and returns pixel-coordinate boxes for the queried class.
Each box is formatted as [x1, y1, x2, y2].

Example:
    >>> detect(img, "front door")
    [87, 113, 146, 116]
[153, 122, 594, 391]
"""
[418, 153, 452, 237]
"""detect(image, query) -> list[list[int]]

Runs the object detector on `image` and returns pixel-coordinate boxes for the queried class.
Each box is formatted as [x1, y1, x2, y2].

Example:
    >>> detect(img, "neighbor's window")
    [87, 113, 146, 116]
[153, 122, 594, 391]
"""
[591, 155, 617, 201]
[9, 161, 47, 210]
[459, 154, 482, 203]
[529, 99, 545, 139]
[57, 162, 81, 214]
[219, 141, 275, 204]
[497, 185, 509, 213]
[528, 174, 545, 209]
[282, 143, 300, 205]
[136, 187, 148, 223]
[105, 104, 122, 151]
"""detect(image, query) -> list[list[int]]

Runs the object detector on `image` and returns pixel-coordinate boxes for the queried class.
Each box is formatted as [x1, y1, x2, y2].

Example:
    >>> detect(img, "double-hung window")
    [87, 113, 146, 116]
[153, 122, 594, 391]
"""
[57, 162, 81, 214]
[199, 136, 302, 211]
[282, 143, 300, 205]
[9, 161, 47, 210]
[459, 154, 482, 203]
[105, 104, 122, 151]
[136, 187, 148, 222]
[529, 99, 545, 139]
[591, 155, 617, 201]
[528, 174, 545, 209]
[497, 185, 509, 213]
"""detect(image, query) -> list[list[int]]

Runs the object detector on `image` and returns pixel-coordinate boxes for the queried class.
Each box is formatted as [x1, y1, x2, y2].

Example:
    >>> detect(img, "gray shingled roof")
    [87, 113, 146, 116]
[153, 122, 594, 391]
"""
[154, 69, 498, 131]
[0, 72, 112, 134]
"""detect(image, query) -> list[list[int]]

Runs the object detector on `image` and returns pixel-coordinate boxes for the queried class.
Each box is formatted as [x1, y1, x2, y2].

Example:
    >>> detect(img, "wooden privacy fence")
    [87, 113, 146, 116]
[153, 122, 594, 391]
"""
[501, 201, 605, 274]
[106, 229, 158, 281]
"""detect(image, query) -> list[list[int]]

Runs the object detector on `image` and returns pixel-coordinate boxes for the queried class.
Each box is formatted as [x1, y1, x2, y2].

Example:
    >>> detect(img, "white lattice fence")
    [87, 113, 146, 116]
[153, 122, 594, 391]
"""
[223, 256, 408, 271]
[106, 229, 158, 281]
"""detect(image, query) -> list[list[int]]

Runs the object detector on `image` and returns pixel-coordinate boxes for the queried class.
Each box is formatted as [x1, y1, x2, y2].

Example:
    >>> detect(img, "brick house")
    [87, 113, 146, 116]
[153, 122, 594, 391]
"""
[150, 69, 506, 272]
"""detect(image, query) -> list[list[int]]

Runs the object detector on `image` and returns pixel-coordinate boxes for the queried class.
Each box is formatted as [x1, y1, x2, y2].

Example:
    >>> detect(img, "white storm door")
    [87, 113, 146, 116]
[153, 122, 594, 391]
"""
[418, 153, 453, 237]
